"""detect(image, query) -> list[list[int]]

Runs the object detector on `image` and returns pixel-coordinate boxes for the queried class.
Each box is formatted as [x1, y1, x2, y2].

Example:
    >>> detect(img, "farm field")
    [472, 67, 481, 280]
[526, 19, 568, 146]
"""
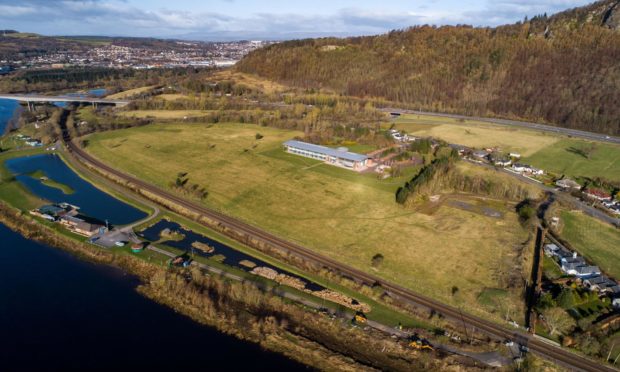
[85, 122, 532, 321]
[523, 139, 620, 182]
[394, 114, 620, 182]
[106, 86, 156, 99]
[560, 210, 620, 279]
[393, 114, 560, 156]
[116, 110, 214, 119]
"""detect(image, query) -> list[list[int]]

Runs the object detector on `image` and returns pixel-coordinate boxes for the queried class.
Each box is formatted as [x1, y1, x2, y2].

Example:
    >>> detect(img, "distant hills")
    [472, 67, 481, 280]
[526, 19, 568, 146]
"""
[237, 0, 620, 135]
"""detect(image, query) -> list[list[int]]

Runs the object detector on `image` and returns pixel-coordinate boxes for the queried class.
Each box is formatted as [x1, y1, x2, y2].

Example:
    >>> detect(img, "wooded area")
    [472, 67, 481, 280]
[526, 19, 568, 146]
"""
[237, 1, 620, 135]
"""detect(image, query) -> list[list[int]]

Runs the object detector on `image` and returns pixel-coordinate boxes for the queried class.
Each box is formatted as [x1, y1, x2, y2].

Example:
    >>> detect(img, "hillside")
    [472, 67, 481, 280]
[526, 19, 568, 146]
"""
[237, 0, 620, 135]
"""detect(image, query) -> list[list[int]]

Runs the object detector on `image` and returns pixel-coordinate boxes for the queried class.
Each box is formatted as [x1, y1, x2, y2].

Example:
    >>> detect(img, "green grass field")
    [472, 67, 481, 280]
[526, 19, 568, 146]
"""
[85, 122, 532, 321]
[393, 114, 560, 156]
[560, 210, 620, 279]
[106, 86, 156, 99]
[393, 114, 620, 182]
[523, 139, 620, 181]
[117, 110, 214, 119]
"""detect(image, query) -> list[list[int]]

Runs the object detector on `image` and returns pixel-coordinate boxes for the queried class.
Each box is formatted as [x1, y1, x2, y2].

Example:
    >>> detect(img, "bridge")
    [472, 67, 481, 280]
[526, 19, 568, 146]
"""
[0, 93, 130, 111]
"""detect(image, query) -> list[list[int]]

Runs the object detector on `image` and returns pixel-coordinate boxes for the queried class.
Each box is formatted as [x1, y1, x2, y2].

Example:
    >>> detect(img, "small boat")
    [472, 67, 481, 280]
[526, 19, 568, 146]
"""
[131, 243, 144, 253]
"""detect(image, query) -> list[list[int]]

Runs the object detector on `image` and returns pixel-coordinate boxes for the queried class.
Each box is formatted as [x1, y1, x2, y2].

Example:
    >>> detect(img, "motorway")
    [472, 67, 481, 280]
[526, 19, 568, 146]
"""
[382, 108, 620, 145]
[63, 138, 615, 371]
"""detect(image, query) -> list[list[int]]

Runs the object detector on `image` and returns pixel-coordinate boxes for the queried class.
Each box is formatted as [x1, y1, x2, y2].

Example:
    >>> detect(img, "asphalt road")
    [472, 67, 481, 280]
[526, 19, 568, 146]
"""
[382, 108, 620, 145]
[467, 160, 620, 227]
[64, 139, 615, 372]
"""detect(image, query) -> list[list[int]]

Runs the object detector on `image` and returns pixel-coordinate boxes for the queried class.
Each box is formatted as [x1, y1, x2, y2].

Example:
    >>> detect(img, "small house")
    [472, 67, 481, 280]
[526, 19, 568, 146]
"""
[555, 178, 581, 190]
[544, 244, 559, 257]
[584, 188, 612, 201]
[574, 265, 601, 278]
[472, 150, 489, 160]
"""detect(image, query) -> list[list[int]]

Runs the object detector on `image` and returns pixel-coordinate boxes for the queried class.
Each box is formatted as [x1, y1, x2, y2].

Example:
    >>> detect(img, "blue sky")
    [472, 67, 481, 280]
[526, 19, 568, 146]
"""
[0, 0, 593, 40]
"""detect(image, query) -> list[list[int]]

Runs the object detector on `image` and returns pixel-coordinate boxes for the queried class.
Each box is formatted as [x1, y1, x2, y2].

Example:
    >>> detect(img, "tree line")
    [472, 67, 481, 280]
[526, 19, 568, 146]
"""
[237, 2, 620, 135]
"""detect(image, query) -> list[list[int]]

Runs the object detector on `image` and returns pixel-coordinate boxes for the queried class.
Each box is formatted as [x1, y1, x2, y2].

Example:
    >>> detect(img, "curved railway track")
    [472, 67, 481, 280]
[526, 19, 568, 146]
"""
[65, 138, 614, 371]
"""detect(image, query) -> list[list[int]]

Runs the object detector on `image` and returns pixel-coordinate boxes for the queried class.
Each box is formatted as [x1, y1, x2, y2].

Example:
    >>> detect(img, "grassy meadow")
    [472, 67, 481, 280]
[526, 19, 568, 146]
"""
[85, 122, 532, 321]
[523, 139, 620, 181]
[116, 110, 214, 119]
[560, 210, 620, 279]
[106, 86, 156, 99]
[394, 114, 620, 182]
[393, 114, 560, 156]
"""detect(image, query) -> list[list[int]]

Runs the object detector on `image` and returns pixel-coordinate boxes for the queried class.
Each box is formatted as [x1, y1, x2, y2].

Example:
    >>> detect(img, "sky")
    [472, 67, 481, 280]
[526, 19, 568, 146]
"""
[0, 0, 595, 41]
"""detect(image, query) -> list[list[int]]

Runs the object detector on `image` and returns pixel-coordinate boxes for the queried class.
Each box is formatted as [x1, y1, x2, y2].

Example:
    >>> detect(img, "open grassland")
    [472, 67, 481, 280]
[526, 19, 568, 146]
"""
[523, 139, 620, 181]
[85, 123, 531, 321]
[560, 210, 620, 279]
[106, 86, 156, 99]
[155, 94, 189, 101]
[116, 110, 214, 119]
[211, 70, 292, 94]
[393, 114, 560, 156]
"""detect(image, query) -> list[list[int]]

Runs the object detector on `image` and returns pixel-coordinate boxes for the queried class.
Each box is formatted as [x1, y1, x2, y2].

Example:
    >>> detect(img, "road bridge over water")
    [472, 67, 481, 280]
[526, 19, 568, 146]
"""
[0, 93, 129, 111]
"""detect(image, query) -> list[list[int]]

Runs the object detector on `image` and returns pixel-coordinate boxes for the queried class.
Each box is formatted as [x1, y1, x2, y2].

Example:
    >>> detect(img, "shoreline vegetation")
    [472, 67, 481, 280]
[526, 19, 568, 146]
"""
[0, 201, 469, 371]
[28, 169, 75, 194]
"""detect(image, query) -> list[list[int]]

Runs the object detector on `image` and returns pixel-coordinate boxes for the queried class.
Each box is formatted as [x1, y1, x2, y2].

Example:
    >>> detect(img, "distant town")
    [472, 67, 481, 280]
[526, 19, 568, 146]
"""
[0, 32, 275, 71]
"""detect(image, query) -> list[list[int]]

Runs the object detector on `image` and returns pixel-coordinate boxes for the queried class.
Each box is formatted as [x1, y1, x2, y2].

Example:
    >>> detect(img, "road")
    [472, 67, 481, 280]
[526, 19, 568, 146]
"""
[0, 93, 129, 107]
[467, 160, 620, 227]
[382, 108, 620, 144]
[63, 140, 615, 371]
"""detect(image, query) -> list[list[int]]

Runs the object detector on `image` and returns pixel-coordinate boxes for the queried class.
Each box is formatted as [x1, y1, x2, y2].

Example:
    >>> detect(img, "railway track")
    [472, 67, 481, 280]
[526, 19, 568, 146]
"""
[65, 138, 614, 371]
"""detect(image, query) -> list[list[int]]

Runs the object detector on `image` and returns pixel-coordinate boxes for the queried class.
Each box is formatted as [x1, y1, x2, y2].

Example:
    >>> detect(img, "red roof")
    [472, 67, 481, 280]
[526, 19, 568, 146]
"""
[585, 188, 611, 198]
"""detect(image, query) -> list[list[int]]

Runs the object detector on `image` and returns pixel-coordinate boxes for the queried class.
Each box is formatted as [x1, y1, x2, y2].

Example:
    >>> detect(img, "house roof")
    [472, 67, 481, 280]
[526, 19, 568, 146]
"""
[283, 140, 368, 162]
[576, 266, 600, 274]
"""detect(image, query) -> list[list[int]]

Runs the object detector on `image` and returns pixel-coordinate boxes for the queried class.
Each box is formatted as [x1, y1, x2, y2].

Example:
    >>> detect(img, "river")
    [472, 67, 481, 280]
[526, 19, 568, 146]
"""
[0, 99, 306, 370]
[0, 98, 19, 134]
[0, 223, 305, 370]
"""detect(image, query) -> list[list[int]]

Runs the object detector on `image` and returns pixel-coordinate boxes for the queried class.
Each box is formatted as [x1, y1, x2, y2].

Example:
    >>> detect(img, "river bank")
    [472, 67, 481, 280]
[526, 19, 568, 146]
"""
[0, 223, 305, 370]
[0, 201, 466, 371]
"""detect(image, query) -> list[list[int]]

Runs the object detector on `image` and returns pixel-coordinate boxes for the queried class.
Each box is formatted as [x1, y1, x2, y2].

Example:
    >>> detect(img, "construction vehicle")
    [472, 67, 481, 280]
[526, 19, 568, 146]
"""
[352, 311, 367, 325]
[408, 334, 434, 351]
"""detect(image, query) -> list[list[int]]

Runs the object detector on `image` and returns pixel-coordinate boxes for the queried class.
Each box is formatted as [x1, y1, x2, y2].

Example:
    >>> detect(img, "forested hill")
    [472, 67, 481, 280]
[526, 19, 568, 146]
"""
[237, 0, 620, 135]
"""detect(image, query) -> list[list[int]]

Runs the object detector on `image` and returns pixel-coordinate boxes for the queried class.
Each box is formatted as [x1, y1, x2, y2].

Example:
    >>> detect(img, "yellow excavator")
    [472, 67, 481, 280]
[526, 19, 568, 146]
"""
[408, 335, 434, 351]
[352, 311, 367, 325]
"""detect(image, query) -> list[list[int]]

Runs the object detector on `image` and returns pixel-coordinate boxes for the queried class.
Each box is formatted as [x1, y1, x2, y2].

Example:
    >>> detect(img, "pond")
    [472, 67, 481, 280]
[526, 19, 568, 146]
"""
[0, 223, 305, 371]
[5, 154, 146, 225]
[141, 220, 326, 292]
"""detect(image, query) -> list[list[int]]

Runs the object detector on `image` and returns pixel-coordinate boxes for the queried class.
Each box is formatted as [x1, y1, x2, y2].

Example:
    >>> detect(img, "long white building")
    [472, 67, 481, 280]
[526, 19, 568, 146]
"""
[283, 140, 369, 171]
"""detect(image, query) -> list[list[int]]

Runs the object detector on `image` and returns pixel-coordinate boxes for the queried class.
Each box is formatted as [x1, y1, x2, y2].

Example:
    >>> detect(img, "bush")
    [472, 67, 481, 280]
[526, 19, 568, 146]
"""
[371, 253, 384, 268]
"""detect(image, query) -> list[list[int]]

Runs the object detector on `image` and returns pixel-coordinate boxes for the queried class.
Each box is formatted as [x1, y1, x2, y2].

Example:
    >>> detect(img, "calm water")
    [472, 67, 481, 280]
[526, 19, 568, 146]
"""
[141, 220, 326, 292]
[5, 154, 146, 225]
[0, 98, 19, 134]
[0, 223, 304, 371]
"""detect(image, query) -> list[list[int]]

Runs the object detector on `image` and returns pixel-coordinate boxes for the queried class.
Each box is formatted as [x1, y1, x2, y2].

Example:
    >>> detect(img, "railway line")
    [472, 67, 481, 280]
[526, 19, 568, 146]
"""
[64, 137, 614, 371]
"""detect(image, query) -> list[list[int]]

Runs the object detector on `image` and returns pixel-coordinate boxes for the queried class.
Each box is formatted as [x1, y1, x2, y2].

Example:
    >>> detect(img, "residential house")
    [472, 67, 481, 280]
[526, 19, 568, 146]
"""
[555, 178, 581, 190]
[561, 257, 586, 274]
[584, 188, 612, 202]
[472, 150, 489, 160]
[544, 244, 559, 257]
[509, 153, 521, 159]
[583, 276, 619, 293]
[574, 265, 601, 278]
